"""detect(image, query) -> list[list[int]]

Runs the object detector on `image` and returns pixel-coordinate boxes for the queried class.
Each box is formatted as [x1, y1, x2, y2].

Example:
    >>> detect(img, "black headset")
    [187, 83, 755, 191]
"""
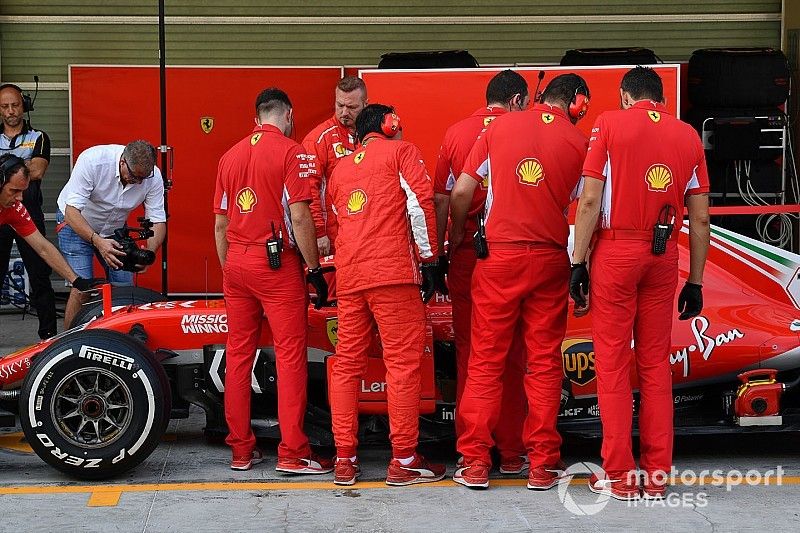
[0, 154, 25, 186]
[0, 83, 33, 113]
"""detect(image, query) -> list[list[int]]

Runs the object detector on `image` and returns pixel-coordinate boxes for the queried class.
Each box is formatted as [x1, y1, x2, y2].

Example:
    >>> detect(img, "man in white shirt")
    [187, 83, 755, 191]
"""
[57, 140, 166, 328]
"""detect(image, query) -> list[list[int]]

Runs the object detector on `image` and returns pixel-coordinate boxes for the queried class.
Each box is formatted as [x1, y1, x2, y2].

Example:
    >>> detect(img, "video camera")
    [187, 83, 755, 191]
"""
[111, 217, 156, 272]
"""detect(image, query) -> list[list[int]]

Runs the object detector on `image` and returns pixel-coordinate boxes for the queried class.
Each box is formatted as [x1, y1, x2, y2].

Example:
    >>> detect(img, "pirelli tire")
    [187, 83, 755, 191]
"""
[19, 329, 171, 480]
[72, 286, 167, 327]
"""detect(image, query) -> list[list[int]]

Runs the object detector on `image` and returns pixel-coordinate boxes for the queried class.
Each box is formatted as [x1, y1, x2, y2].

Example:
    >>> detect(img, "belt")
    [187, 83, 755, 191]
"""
[596, 229, 652, 241]
[228, 242, 295, 255]
[489, 241, 561, 250]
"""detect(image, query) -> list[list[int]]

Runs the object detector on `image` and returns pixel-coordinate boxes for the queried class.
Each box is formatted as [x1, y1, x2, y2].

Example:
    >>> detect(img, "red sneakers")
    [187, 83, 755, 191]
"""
[526, 463, 565, 490]
[453, 462, 491, 489]
[230, 448, 264, 471]
[499, 455, 530, 475]
[386, 454, 446, 486]
[276, 452, 334, 475]
[642, 480, 667, 499]
[588, 472, 641, 500]
[333, 457, 361, 486]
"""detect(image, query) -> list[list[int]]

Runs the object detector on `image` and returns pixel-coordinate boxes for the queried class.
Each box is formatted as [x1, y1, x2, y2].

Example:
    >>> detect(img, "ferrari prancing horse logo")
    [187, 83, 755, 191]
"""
[201, 117, 214, 134]
[541, 113, 554, 124]
[326, 318, 338, 347]
[648, 111, 661, 123]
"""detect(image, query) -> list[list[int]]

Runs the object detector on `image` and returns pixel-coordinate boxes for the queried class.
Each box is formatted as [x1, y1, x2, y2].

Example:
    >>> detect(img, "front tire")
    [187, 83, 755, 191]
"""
[72, 286, 167, 327]
[19, 330, 171, 479]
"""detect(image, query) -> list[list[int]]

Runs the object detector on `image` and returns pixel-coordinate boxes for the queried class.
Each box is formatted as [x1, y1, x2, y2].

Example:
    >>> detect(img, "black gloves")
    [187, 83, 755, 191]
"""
[71, 277, 106, 292]
[569, 262, 590, 308]
[420, 261, 438, 303]
[307, 267, 329, 310]
[434, 254, 449, 295]
[678, 281, 703, 320]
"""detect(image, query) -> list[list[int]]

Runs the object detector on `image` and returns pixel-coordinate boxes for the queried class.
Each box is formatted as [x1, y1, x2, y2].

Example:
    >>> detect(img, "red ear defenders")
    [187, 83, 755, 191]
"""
[0, 154, 26, 185]
[381, 112, 402, 137]
[569, 87, 589, 120]
[0, 83, 32, 113]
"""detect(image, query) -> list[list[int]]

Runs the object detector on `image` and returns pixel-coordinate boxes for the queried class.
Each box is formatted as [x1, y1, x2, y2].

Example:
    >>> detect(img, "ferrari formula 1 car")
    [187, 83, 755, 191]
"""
[1, 223, 800, 480]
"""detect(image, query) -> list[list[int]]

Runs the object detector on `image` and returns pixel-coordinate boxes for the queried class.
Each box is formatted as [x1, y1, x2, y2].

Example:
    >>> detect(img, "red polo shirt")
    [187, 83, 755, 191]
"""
[0, 200, 36, 237]
[435, 106, 506, 242]
[214, 124, 312, 247]
[582, 101, 710, 232]
[462, 103, 588, 247]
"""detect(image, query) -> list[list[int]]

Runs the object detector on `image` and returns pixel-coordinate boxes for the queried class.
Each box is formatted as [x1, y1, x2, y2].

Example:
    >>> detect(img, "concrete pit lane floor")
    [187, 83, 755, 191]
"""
[2, 312, 800, 532]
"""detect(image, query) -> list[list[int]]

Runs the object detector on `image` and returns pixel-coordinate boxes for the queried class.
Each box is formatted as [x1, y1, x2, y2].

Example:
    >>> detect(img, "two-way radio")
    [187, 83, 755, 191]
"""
[266, 222, 284, 269]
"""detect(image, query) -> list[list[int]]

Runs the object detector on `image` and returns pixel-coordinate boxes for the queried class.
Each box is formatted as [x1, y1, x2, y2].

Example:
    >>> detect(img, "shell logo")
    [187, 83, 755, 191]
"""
[334, 142, 347, 157]
[541, 113, 554, 124]
[481, 176, 489, 189]
[347, 189, 368, 214]
[516, 158, 545, 186]
[250, 133, 262, 145]
[236, 187, 258, 213]
[354, 151, 366, 164]
[645, 163, 673, 192]
[483, 116, 496, 127]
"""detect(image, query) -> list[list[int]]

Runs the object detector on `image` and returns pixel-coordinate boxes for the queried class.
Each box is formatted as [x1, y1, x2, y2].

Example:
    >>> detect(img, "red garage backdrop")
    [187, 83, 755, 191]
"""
[70, 65, 344, 294]
[359, 65, 680, 178]
[71, 64, 678, 294]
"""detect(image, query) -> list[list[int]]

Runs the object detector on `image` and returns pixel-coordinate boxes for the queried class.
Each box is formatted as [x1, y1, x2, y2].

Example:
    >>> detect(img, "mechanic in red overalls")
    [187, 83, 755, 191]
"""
[302, 76, 367, 258]
[0, 154, 101, 295]
[433, 69, 530, 475]
[327, 104, 445, 486]
[571, 66, 710, 500]
[214, 88, 331, 473]
[451, 74, 590, 489]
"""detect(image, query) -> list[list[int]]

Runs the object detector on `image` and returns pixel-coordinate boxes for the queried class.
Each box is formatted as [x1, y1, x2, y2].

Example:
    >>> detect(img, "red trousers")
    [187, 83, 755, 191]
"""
[590, 239, 678, 476]
[457, 245, 568, 468]
[223, 244, 310, 459]
[330, 284, 425, 459]
[449, 244, 526, 461]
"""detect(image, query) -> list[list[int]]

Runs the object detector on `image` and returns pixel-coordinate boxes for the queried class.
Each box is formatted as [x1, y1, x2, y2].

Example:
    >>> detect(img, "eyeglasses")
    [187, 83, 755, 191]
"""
[122, 159, 154, 181]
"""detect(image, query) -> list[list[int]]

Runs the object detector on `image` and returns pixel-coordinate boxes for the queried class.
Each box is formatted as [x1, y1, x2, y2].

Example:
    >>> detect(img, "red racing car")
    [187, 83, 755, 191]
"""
[1, 223, 799, 479]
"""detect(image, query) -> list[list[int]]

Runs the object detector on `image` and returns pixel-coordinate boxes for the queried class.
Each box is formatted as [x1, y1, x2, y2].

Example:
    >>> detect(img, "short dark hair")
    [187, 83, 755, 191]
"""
[255, 87, 292, 116]
[337, 76, 367, 95]
[0, 154, 28, 186]
[540, 73, 590, 108]
[355, 103, 394, 143]
[122, 140, 157, 171]
[486, 69, 528, 106]
[621, 66, 664, 102]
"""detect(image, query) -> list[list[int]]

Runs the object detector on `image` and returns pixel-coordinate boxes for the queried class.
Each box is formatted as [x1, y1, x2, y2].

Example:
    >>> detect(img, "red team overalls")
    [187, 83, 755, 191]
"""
[457, 104, 587, 468]
[328, 136, 438, 460]
[434, 106, 526, 465]
[214, 124, 313, 461]
[582, 101, 710, 478]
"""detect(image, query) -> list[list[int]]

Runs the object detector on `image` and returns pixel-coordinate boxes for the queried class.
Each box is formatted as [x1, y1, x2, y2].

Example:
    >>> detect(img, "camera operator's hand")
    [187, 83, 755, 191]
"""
[93, 235, 126, 270]
[71, 277, 107, 292]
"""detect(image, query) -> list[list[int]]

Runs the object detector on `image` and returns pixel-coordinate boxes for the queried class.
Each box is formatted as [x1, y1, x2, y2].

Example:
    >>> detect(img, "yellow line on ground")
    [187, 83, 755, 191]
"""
[87, 491, 122, 507]
[0, 475, 798, 502]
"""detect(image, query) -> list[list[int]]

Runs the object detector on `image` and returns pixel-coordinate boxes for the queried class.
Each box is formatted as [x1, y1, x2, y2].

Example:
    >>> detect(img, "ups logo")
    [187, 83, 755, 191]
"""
[562, 339, 596, 386]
